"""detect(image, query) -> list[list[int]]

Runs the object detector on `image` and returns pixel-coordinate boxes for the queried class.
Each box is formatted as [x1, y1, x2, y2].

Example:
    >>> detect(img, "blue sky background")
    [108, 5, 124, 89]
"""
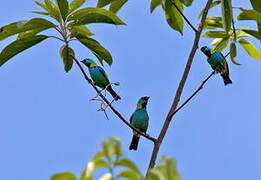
[0, 0, 261, 180]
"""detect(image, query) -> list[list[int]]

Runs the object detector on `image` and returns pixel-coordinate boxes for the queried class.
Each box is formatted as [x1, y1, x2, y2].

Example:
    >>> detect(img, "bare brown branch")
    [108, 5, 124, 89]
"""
[146, 0, 214, 174]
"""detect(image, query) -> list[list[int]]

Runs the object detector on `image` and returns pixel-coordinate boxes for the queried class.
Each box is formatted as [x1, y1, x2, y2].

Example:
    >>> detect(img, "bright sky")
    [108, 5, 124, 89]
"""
[0, 0, 260, 180]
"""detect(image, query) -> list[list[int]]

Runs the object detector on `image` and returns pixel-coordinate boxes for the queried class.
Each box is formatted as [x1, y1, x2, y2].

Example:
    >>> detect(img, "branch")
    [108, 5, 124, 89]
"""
[146, 0, 213, 174]
[70, 55, 157, 143]
[170, 0, 197, 33]
[173, 71, 215, 116]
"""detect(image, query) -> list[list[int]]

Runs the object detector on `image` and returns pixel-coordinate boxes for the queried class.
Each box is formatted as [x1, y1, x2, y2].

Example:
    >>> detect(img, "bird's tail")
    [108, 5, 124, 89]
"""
[221, 75, 232, 85]
[107, 85, 121, 100]
[129, 135, 140, 151]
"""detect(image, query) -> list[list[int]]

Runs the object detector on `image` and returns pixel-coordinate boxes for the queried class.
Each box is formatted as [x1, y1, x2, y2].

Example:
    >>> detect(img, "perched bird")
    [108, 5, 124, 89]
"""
[81, 58, 121, 100]
[129, 96, 150, 151]
[201, 46, 232, 85]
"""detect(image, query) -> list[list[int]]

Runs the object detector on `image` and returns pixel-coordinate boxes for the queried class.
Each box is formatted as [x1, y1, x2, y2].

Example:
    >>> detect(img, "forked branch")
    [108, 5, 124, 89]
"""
[71, 55, 157, 143]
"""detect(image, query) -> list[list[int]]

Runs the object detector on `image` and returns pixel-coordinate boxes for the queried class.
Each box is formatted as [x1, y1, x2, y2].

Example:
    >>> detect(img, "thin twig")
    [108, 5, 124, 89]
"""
[146, 0, 213, 175]
[70, 55, 157, 143]
[170, 0, 197, 33]
[173, 71, 215, 116]
[48, 35, 65, 42]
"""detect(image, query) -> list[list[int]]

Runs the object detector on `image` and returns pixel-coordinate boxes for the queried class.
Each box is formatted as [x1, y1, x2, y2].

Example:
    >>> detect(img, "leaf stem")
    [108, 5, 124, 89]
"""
[170, 0, 197, 33]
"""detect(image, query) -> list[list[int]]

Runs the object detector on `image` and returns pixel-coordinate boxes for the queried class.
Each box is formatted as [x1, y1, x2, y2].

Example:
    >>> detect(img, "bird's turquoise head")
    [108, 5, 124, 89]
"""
[136, 96, 150, 110]
[201, 46, 212, 57]
[81, 58, 97, 68]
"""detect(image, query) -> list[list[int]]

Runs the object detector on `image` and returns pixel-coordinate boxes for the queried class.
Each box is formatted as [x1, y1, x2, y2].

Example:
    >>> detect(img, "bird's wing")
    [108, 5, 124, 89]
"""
[98, 66, 110, 84]
[129, 113, 134, 124]
[218, 51, 230, 75]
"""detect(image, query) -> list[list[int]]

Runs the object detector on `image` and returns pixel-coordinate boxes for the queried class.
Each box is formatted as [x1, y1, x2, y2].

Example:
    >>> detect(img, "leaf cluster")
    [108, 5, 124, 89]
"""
[0, 0, 127, 70]
[51, 137, 180, 180]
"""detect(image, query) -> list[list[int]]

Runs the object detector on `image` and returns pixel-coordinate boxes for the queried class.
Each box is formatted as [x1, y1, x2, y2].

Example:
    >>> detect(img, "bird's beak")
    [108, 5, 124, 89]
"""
[200, 47, 205, 51]
[144, 96, 150, 100]
[80, 60, 84, 63]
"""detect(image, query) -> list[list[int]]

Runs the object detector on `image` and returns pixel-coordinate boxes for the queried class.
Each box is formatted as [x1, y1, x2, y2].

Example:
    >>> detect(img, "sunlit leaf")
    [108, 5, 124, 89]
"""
[179, 0, 193, 7]
[99, 173, 112, 180]
[210, 38, 223, 46]
[68, 7, 126, 26]
[242, 29, 261, 40]
[237, 8, 261, 25]
[150, 0, 162, 13]
[203, 16, 223, 29]
[198, 1, 221, 18]
[214, 37, 229, 51]
[117, 170, 141, 180]
[69, 25, 94, 38]
[147, 169, 166, 180]
[56, 0, 69, 21]
[238, 39, 261, 60]
[69, 0, 86, 14]
[51, 172, 76, 180]
[114, 158, 142, 175]
[202, 30, 228, 38]
[0, 35, 49, 66]
[229, 42, 240, 65]
[109, 0, 128, 14]
[80, 160, 109, 180]
[163, 0, 183, 35]
[91, 151, 105, 162]
[17, 28, 49, 39]
[60, 45, 75, 72]
[76, 35, 113, 65]
[221, 0, 232, 33]
[97, 0, 114, 8]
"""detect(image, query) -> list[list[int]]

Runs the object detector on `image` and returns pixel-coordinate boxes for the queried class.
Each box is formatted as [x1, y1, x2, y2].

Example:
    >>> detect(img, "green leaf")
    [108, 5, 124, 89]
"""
[109, 0, 128, 14]
[117, 170, 141, 180]
[237, 9, 261, 25]
[69, 25, 94, 38]
[56, 0, 69, 21]
[32, 11, 50, 15]
[179, 0, 193, 7]
[238, 39, 261, 60]
[34, 1, 49, 11]
[229, 42, 240, 65]
[51, 172, 76, 180]
[210, 38, 223, 46]
[91, 151, 105, 162]
[214, 37, 229, 51]
[97, 0, 115, 8]
[17, 28, 48, 39]
[0, 35, 49, 66]
[44, 0, 61, 21]
[250, 0, 261, 13]
[0, 21, 28, 40]
[221, 0, 232, 33]
[60, 45, 75, 72]
[114, 158, 142, 176]
[165, 158, 180, 180]
[100, 173, 112, 180]
[80, 160, 109, 180]
[242, 29, 261, 40]
[203, 16, 223, 29]
[109, 137, 122, 159]
[76, 36, 113, 65]
[150, 0, 162, 13]
[69, 0, 86, 14]
[198, 1, 221, 18]
[202, 30, 228, 38]
[163, 0, 183, 35]
[0, 18, 55, 40]
[68, 7, 126, 26]
[147, 169, 166, 180]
